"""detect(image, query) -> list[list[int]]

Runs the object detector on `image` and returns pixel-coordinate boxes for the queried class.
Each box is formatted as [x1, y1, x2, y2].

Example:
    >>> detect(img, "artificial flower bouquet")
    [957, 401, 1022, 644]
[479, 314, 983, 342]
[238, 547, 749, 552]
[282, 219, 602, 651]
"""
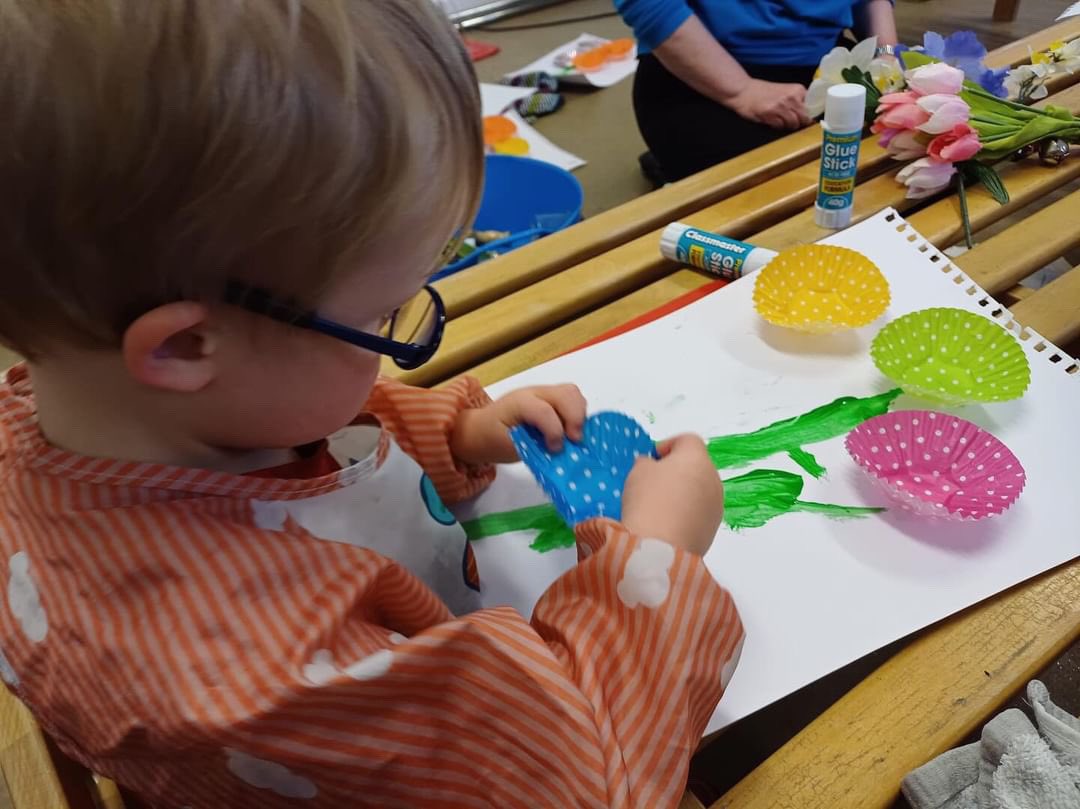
[807, 31, 1080, 232]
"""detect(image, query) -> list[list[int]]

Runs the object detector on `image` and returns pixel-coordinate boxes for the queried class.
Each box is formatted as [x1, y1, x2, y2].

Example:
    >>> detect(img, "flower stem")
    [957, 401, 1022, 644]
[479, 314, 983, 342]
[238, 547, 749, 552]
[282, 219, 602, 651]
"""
[957, 172, 974, 250]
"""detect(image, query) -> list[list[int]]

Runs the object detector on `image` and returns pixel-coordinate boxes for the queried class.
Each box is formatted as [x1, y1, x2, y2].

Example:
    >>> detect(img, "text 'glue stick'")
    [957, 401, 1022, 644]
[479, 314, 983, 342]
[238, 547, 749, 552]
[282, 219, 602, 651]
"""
[814, 83, 866, 230]
[660, 223, 777, 280]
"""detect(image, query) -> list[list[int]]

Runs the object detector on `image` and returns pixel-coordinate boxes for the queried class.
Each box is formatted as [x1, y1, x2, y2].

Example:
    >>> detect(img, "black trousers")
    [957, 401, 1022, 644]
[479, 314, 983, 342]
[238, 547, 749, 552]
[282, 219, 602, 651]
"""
[632, 54, 819, 182]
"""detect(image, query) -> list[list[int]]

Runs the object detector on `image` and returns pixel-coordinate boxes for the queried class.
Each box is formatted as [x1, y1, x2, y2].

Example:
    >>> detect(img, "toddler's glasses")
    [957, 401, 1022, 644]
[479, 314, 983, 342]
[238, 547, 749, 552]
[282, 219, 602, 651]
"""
[225, 282, 445, 370]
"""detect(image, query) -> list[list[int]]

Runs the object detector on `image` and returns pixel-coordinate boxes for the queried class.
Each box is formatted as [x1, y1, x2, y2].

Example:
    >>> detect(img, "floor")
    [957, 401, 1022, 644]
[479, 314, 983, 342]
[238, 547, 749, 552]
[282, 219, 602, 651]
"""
[469, 0, 1073, 216]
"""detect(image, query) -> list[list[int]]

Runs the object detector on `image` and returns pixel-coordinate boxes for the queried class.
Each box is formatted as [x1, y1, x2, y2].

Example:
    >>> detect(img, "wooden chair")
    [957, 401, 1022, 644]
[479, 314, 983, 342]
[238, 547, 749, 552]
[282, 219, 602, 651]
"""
[995, 0, 1021, 23]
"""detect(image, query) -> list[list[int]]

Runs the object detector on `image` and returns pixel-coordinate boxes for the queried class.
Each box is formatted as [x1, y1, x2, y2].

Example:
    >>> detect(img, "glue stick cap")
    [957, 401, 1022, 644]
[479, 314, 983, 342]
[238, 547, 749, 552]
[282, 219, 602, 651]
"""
[823, 83, 866, 134]
[659, 222, 690, 261]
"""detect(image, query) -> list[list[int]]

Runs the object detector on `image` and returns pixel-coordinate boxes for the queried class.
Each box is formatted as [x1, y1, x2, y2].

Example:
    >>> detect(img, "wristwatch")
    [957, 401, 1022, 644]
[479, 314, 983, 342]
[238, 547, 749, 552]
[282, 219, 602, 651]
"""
[875, 44, 898, 58]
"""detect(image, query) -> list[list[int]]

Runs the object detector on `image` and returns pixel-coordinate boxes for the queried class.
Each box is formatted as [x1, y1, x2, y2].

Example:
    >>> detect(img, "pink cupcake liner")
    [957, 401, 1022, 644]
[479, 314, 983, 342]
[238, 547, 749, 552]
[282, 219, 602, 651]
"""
[845, 410, 1026, 520]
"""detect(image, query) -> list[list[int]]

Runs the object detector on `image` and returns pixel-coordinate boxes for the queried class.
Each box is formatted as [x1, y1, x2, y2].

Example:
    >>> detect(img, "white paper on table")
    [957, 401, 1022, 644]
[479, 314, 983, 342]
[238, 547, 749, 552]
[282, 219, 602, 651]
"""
[458, 208, 1080, 736]
[1058, 1, 1080, 20]
[497, 109, 585, 171]
[479, 83, 537, 118]
[507, 33, 638, 89]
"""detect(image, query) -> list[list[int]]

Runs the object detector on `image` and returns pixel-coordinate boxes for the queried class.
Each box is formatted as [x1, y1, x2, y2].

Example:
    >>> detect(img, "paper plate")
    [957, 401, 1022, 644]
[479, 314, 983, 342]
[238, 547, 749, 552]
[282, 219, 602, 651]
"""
[871, 307, 1030, 405]
[511, 412, 657, 526]
[845, 411, 1025, 520]
[752, 244, 890, 333]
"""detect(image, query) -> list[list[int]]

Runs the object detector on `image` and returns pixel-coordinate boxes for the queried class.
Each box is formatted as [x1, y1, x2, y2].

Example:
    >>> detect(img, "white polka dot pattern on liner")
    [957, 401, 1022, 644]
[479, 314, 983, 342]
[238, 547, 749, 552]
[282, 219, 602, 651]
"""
[844, 410, 1025, 521]
[617, 539, 676, 609]
[751, 244, 890, 334]
[870, 307, 1031, 406]
[511, 412, 657, 526]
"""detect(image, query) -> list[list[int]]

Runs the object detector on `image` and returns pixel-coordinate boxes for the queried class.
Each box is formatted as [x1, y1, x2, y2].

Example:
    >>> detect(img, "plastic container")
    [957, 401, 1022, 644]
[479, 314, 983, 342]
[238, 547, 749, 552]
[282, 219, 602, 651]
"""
[659, 223, 777, 280]
[815, 84, 866, 230]
[436, 155, 584, 280]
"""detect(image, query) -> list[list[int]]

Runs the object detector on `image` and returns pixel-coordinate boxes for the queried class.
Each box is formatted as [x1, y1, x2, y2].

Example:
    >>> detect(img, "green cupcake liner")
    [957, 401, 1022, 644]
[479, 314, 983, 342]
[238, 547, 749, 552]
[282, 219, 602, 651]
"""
[871, 307, 1031, 405]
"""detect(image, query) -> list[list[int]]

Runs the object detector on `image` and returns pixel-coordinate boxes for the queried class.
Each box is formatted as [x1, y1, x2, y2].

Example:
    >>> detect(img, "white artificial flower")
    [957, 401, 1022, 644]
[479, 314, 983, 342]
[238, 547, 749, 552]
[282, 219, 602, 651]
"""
[869, 57, 905, 94]
[806, 36, 878, 118]
[1005, 63, 1051, 102]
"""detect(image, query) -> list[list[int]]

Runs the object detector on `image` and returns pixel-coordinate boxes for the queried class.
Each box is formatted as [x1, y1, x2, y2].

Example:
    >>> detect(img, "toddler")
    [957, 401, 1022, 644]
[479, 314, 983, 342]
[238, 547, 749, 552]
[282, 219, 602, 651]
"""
[0, 1, 743, 806]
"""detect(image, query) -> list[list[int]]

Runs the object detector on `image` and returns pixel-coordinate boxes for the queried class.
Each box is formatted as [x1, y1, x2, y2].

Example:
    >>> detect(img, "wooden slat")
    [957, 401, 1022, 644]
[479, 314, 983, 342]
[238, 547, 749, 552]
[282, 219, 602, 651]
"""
[1011, 265, 1080, 346]
[711, 560, 1080, 809]
[1001, 284, 1035, 305]
[462, 270, 707, 385]
[0, 690, 71, 809]
[434, 20, 1080, 319]
[392, 143, 892, 386]
[435, 128, 822, 318]
[953, 188, 1080, 294]
[989, 18, 1080, 66]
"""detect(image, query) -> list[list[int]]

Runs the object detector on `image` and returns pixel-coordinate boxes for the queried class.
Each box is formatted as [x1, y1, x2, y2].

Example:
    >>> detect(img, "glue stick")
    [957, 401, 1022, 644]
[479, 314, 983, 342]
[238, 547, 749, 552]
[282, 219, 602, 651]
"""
[660, 223, 777, 280]
[815, 83, 866, 230]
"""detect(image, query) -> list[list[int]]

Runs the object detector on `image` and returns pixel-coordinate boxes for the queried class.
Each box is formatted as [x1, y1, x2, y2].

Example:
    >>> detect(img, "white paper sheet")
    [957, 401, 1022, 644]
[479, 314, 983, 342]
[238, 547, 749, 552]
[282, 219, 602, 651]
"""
[479, 83, 537, 118]
[1058, 1, 1080, 20]
[460, 209, 1080, 735]
[495, 109, 585, 171]
[508, 33, 638, 89]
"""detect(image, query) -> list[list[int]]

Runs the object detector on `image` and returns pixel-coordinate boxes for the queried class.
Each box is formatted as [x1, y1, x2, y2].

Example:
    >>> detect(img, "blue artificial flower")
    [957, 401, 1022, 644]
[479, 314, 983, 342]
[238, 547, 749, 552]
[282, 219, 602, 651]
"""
[920, 31, 1009, 97]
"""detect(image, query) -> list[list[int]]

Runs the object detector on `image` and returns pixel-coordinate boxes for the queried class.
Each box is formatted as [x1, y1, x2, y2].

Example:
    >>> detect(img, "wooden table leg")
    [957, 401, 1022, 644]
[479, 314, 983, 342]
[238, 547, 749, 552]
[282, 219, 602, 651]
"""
[994, 0, 1021, 22]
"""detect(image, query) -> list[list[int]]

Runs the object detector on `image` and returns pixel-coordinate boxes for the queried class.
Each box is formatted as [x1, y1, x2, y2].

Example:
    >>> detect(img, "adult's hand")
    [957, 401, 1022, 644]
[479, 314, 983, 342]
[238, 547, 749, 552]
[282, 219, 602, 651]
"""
[726, 78, 812, 129]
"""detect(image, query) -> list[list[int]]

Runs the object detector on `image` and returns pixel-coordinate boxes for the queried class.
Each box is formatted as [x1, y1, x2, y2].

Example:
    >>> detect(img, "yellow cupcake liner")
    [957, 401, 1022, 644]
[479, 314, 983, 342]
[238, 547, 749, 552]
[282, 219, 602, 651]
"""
[752, 244, 890, 333]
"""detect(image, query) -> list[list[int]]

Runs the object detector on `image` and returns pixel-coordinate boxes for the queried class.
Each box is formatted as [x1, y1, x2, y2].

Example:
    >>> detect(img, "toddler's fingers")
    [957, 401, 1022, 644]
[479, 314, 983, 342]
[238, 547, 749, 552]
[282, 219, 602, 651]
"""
[548, 385, 587, 440]
[514, 397, 567, 453]
[661, 433, 709, 460]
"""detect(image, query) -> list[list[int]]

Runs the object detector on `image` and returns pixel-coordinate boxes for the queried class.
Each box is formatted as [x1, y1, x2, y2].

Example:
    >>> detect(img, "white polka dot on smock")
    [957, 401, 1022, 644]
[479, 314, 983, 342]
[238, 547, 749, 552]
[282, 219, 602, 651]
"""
[616, 539, 675, 609]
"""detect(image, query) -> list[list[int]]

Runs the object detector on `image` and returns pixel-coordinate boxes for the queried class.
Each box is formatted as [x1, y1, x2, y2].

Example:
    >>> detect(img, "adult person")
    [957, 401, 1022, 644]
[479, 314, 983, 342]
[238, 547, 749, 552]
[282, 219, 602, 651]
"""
[619, 0, 898, 182]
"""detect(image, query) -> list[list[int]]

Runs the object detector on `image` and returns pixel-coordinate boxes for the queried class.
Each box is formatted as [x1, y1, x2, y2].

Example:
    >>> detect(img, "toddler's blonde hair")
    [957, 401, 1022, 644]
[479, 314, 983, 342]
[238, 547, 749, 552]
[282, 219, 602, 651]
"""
[0, 0, 482, 357]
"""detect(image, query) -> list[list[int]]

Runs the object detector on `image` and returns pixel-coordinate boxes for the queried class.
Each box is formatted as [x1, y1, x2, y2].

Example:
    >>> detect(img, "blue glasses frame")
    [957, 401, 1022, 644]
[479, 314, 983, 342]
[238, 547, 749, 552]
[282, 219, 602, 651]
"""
[225, 282, 446, 370]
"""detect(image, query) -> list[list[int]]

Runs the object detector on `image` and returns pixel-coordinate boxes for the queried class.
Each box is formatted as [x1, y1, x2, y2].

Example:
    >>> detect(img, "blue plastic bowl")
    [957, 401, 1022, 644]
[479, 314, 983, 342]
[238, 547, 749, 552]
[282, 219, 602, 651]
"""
[435, 154, 583, 280]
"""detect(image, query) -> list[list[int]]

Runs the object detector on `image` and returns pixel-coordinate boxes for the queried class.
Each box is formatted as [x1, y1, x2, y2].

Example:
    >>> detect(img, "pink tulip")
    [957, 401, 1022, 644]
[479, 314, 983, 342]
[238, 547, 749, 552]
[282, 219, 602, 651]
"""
[875, 94, 930, 131]
[916, 94, 971, 134]
[870, 121, 902, 147]
[905, 62, 965, 96]
[887, 129, 929, 160]
[896, 158, 957, 199]
[927, 123, 981, 162]
[876, 90, 921, 109]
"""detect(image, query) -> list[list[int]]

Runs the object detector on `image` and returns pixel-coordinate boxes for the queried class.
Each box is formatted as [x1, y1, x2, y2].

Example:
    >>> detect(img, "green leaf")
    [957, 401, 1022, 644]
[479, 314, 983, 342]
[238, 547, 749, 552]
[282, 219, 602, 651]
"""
[1043, 104, 1076, 122]
[962, 161, 1010, 205]
[900, 51, 938, 70]
[839, 66, 881, 121]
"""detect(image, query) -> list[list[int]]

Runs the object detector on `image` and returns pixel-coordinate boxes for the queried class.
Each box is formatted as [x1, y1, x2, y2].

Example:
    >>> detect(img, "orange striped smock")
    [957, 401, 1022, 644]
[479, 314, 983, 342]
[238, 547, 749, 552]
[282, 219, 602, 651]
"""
[0, 364, 743, 808]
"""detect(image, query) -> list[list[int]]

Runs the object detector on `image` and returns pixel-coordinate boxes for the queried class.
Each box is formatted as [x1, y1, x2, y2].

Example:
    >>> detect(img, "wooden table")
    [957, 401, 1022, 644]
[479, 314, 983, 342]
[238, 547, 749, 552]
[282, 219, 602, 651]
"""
[388, 18, 1080, 809]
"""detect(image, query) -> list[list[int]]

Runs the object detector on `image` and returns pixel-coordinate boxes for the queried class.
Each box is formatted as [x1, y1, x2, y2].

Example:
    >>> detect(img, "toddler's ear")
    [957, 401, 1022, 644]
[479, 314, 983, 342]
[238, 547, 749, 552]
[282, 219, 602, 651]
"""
[122, 302, 217, 392]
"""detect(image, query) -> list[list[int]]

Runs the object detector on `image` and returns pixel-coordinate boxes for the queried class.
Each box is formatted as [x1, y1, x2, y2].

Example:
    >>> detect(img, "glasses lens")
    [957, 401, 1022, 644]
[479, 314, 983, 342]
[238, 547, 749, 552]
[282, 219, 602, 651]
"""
[390, 289, 438, 347]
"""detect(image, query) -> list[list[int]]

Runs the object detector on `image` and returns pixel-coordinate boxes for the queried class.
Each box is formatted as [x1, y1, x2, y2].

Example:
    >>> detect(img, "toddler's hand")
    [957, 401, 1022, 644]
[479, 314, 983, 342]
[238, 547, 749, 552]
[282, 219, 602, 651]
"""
[620, 434, 724, 556]
[727, 78, 812, 130]
[450, 384, 587, 466]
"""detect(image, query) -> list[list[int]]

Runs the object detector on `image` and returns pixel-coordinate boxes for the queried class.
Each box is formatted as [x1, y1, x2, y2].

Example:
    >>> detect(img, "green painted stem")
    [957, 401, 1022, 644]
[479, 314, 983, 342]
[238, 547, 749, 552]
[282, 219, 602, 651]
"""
[790, 500, 885, 519]
[706, 388, 901, 475]
[463, 391, 900, 551]
[463, 469, 882, 550]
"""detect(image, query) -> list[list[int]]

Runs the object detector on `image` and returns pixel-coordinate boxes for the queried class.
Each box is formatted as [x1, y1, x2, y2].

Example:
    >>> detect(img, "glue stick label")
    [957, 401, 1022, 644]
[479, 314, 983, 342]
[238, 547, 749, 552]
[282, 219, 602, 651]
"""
[674, 229, 751, 280]
[817, 128, 862, 211]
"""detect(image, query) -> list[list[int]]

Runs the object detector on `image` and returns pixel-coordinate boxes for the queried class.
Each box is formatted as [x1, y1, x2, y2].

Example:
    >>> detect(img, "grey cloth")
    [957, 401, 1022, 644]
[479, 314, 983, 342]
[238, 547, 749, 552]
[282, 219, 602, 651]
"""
[902, 680, 1080, 809]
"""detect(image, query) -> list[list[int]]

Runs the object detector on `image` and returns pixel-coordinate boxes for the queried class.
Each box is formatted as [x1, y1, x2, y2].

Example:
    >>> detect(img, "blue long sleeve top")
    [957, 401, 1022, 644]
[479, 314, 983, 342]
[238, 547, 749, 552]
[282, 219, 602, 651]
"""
[617, 0, 880, 65]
